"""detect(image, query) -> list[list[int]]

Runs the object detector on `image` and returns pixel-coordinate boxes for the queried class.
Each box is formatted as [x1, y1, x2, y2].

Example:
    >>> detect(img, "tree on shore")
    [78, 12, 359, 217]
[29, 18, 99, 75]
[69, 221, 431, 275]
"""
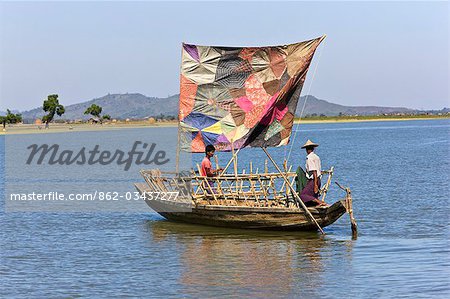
[42, 94, 65, 128]
[84, 104, 110, 123]
[0, 109, 23, 130]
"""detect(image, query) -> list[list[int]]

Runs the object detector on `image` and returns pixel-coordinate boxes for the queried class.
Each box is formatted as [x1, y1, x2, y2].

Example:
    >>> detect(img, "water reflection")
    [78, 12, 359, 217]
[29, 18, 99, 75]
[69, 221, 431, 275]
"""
[145, 219, 355, 297]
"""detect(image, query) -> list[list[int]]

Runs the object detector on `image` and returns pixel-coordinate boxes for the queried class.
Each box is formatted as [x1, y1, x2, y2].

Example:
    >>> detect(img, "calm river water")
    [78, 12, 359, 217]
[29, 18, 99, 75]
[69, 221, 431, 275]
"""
[1, 119, 449, 298]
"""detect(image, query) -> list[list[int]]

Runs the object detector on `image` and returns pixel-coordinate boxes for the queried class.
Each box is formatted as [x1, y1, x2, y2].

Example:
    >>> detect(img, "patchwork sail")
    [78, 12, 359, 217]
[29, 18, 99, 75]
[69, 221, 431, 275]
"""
[179, 36, 325, 152]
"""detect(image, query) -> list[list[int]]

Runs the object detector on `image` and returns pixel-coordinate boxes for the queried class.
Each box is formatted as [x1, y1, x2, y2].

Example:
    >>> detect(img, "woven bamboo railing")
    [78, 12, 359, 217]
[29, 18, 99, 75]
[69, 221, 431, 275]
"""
[140, 167, 334, 208]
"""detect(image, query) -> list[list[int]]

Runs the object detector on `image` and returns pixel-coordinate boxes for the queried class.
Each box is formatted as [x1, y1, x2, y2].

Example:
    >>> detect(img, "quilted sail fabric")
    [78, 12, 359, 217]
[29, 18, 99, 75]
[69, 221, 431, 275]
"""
[179, 36, 324, 152]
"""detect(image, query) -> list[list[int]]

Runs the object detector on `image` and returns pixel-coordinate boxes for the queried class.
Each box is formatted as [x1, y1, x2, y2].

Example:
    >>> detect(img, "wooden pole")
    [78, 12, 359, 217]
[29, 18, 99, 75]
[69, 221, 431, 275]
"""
[175, 43, 184, 175]
[175, 45, 184, 175]
[320, 166, 334, 203]
[231, 142, 238, 176]
[220, 149, 241, 175]
[214, 155, 220, 171]
[282, 160, 289, 199]
[347, 189, 358, 239]
[231, 142, 239, 193]
[336, 182, 358, 238]
[262, 147, 325, 234]
[175, 124, 181, 174]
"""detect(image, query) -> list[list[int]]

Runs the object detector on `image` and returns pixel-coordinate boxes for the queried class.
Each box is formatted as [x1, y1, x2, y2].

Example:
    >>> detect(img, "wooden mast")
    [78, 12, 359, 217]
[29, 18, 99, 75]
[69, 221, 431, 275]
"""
[175, 44, 184, 175]
[175, 124, 181, 174]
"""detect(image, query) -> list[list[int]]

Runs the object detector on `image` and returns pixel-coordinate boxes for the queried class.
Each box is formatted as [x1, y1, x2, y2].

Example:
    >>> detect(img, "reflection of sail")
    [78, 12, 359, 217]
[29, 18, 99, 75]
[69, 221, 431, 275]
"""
[146, 220, 354, 297]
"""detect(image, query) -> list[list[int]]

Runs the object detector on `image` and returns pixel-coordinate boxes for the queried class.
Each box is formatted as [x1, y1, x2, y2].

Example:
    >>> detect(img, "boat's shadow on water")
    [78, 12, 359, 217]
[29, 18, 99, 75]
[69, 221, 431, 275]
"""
[141, 217, 356, 297]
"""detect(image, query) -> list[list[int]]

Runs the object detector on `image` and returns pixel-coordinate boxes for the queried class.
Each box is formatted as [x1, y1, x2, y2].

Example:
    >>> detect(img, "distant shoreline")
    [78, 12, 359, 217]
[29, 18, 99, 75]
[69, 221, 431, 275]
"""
[1, 115, 448, 135]
[295, 115, 449, 124]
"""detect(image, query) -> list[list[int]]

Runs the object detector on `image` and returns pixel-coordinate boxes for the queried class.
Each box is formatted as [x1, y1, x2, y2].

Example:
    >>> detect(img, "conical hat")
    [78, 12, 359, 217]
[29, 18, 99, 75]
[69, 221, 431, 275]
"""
[301, 139, 319, 148]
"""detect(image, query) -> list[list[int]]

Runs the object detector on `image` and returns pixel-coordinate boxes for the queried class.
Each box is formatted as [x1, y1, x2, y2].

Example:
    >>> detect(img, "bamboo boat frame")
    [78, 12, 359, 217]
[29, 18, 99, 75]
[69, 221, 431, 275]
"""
[138, 149, 357, 234]
[140, 166, 332, 209]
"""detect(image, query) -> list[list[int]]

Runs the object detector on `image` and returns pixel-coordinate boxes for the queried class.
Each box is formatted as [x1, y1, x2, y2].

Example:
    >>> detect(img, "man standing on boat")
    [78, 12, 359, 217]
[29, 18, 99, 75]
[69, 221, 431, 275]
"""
[300, 140, 327, 206]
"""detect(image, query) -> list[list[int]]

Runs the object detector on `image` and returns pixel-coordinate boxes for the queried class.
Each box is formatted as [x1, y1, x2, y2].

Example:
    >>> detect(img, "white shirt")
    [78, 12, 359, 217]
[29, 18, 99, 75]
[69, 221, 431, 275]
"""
[305, 151, 321, 179]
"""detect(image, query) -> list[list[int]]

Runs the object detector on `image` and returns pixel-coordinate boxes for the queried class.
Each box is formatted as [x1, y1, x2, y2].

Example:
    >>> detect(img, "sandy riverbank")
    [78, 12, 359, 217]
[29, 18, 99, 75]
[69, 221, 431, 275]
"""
[1, 116, 448, 135]
[0, 122, 177, 135]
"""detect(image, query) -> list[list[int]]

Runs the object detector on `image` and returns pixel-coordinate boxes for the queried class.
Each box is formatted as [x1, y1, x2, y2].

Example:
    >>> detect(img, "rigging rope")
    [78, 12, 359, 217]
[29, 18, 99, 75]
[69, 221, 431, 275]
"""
[286, 43, 326, 164]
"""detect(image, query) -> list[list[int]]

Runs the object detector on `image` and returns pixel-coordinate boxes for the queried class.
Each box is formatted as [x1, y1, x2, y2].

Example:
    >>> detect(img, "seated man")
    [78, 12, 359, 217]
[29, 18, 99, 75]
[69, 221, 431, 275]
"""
[299, 140, 327, 207]
[200, 144, 221, 193]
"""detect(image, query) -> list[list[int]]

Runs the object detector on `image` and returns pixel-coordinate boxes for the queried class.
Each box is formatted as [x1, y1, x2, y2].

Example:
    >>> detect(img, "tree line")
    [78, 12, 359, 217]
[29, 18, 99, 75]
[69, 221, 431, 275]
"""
[0, 109, 22, 129]
[2, 94, 112, 129]
[42, 94, 111, 127]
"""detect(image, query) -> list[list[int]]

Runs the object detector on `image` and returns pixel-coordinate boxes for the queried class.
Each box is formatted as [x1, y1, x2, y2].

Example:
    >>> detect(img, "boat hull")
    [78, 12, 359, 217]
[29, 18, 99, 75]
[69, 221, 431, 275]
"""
[135, 183, 347, 231]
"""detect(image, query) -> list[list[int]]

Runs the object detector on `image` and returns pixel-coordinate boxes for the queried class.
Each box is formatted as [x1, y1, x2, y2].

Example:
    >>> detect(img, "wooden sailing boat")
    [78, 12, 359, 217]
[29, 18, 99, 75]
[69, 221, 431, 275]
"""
[135, 36, 357, 235]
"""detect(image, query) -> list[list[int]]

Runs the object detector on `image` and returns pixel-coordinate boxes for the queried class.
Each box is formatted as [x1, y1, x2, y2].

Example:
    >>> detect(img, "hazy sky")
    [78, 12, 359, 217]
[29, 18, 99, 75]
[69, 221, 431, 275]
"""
[0, 1, 448, 111]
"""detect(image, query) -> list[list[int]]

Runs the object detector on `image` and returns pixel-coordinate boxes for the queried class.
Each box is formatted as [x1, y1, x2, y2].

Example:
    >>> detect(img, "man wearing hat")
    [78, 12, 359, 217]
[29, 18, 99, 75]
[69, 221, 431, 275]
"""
[300, 139, 327, 207]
